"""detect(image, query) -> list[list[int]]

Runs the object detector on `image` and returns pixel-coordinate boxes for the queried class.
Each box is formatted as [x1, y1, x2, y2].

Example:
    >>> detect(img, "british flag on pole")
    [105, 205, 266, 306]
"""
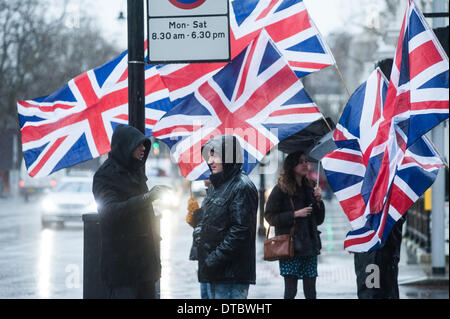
[322, 65, 446, 252]
[153, 30, 323, 180]
[323, 135, 444, 252]
[384, 0, 449, 146]
[157, 0, 335, 103]
[17, 48, 173, 177]
[360, 0, 449, 216]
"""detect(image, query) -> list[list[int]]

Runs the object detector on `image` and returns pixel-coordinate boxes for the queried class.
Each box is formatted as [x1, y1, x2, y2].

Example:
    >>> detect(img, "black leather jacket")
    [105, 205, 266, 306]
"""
[194, 169, 258, 284]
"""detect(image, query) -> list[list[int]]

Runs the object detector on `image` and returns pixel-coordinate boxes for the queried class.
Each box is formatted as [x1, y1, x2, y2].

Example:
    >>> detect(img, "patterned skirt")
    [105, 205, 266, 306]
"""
[279, 255, 318, 279]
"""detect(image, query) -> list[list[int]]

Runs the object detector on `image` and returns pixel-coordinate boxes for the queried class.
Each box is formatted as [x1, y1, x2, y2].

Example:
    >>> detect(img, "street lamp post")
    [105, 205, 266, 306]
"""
[127, 0, 145, 134]
[83, 0, 151, 300]
[127, 0, 161, 298]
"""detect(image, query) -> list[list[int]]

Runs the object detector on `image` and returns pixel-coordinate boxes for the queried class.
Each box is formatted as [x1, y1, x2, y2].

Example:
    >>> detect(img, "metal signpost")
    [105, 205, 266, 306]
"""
[430, 0, 447, 276]
[128, 0, 146, 134]
[147, 0, 230, 63]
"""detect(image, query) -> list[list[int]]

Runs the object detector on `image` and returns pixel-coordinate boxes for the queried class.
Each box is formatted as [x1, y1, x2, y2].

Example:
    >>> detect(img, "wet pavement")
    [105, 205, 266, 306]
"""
[0, 194, 448, 299]
[158, 195, 449, 299]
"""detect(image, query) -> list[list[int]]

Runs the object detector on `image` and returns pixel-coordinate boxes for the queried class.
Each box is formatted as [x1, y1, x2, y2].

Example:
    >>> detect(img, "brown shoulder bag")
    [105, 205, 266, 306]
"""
[263, 198, 296, 261]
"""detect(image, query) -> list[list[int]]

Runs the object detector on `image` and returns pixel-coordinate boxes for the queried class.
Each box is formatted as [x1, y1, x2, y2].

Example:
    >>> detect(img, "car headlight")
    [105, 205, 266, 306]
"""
[42, 197, 57, 213]
[161, 190, 173, 203]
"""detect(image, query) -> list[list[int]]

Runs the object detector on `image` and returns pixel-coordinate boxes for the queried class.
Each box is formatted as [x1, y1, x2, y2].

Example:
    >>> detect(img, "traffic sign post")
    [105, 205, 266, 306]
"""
[147, 0, 230, 63]
[128, 0, 146, 134]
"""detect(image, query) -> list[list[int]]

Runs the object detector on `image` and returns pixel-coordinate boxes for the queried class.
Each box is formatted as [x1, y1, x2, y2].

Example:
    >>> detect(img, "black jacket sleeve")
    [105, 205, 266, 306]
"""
[264, 185, 294, 228]
[93, 174, 148, 224]
[314, 200, 325, 226]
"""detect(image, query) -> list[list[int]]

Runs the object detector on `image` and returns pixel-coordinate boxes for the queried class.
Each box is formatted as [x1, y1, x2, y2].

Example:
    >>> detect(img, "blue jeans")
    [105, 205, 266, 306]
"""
[207, 283, 249, 299]
[200, 282, 210, 299]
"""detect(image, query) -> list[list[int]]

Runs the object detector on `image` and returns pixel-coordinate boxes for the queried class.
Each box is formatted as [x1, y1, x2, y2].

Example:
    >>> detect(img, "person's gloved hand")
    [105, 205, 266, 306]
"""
[142, 185, 171, 202]
[187, 197, 200, 213]
[186, 197, 200, 227]
[204, 252, 220, 274]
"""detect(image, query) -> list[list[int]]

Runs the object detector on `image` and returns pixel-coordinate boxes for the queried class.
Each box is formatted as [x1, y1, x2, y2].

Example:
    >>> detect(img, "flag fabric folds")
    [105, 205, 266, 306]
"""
[17, 0, 335, 178]
[153, 30, 323, 180]
[157, 0, 335, 104]
[384, 0, 449, 147]
[322, 66, 445, 252]
[361, 0, 449, 215]
[231, 0, 335, 77]
[323, 135, 443, 252]
[17, 49, 173, 177]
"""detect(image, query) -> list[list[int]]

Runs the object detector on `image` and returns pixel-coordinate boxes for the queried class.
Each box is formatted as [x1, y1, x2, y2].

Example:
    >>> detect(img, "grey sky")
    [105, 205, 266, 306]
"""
[85, 0, 372, 51]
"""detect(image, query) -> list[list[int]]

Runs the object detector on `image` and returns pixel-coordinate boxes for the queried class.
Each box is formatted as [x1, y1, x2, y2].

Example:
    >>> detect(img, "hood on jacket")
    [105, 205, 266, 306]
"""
[201, 135, 243, 186]
[109, 124, 151, 169]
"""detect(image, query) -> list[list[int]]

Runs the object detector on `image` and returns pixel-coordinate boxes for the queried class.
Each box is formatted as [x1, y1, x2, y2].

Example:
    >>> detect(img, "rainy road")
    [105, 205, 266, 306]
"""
[0, 194, 448, 299]
[0, 196, 83, 298]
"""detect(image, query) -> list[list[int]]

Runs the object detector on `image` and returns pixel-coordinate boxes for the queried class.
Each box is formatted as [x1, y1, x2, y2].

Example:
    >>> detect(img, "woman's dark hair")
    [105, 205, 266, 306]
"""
[277, 151, 315, 196]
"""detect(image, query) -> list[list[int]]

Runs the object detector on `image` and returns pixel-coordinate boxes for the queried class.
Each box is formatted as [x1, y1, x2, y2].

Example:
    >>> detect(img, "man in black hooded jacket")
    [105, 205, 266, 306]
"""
[93, 124, 168, 299]
[193, 135, 258, 299]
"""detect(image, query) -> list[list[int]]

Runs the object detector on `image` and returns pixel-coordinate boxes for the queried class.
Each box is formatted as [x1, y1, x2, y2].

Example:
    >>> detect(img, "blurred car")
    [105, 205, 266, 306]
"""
[146, 159, 182, 210]
[147, 176, 181, 209]
[18, 160, 63, 202]
[191, 180, 207, 197]
[40, 176, 97, 228]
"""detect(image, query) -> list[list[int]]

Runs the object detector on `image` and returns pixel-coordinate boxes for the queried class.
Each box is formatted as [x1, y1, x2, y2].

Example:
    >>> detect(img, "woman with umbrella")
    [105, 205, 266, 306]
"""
[264, 151, 325, 299]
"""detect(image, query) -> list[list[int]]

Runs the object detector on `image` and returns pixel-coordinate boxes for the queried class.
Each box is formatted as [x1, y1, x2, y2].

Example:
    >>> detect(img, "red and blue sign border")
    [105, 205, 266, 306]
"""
[168, 0, 207, 10]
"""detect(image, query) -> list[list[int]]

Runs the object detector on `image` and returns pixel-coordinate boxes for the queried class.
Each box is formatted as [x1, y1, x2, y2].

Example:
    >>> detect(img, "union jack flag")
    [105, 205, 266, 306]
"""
[153, 30, 323, 180]
[157, 0, 335, 103]
[322, 67, 445, 252]
[361, 0, 449, 215]
[17, 47, 173, 177]
[323, 136, 443, 252]
[385, 0, 449, 146]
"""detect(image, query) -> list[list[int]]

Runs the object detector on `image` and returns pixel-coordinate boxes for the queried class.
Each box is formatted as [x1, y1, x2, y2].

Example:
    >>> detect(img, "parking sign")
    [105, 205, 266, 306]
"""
[147, 0, 230, 63]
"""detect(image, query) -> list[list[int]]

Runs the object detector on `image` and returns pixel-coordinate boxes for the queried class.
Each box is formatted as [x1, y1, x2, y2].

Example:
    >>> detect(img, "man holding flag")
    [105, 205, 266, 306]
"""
[322, 0, 448, 298]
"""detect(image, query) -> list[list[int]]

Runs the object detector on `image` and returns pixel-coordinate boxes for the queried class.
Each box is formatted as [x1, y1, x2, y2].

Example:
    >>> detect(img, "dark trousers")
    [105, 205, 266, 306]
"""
[284, 275, 317, 299]
[354, 249, 400, 299]
[354, 216, 405, 299]
[107, 281, 156, 299]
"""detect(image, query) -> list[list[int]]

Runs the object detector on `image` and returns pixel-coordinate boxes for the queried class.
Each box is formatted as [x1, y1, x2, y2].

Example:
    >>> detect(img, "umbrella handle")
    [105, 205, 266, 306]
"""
[316, 161, 321, 187]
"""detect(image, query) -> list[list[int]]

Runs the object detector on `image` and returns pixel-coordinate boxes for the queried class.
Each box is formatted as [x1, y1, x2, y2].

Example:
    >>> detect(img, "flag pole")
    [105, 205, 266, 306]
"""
[334, 63, 351, 98]
[321, 115, 333, 132]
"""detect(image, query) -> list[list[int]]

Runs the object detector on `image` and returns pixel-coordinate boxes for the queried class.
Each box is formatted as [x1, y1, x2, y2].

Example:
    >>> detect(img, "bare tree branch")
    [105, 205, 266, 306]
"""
[0, 0, 120, 129]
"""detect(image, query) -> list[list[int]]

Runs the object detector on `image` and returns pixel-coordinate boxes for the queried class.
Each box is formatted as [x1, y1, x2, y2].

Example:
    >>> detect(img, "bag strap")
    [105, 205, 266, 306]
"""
[266, 197, 296, 239]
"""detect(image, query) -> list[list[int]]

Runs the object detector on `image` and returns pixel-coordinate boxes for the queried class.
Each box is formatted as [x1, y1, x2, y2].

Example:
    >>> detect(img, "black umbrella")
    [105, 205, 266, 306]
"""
[277, 117, 335, 162]
[277, 117, 336, 187]
[309, 130, 338, 161]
